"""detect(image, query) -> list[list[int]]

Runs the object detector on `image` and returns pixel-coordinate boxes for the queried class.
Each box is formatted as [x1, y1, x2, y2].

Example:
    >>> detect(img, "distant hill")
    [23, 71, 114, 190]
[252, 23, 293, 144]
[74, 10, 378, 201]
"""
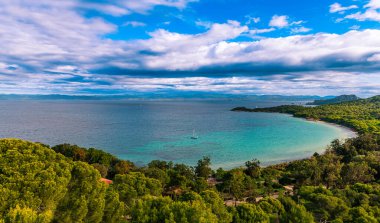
[306, 95, 360, 105]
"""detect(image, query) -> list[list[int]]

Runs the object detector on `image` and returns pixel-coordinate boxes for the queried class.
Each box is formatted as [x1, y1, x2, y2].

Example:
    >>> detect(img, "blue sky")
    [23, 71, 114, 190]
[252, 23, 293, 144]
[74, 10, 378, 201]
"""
[1, 0, 380, 96]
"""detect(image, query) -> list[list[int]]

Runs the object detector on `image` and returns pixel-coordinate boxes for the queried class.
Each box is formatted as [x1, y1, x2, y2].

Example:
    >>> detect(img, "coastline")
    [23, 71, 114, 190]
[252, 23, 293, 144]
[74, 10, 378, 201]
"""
[275, 115, 357, 165]
[211, 112, 358, 169]
[237, 112, 358, 168]
[291, 114, 358, 139]
[310, 119, 358, 138]
[253, 111, 358, 138]
[240, 109, 359, 139]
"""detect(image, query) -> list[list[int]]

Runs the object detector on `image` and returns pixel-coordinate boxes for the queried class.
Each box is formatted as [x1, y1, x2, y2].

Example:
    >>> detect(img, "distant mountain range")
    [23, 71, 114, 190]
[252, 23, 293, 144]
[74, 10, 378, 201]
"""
[306, 95, 360, 105]
[0, 93, 335, 101]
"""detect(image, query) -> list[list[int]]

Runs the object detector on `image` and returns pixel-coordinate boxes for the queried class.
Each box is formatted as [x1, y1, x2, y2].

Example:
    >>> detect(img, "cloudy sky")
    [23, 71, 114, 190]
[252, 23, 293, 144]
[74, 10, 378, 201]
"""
[1, 0, 380, 96]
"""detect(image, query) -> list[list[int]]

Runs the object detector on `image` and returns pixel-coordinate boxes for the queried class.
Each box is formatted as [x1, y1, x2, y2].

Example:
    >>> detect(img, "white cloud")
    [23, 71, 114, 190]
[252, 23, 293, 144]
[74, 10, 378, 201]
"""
[367, 53, 380, 62]
[249, 28, 276, 35]
[267, 16, 308, 34]
[78, 3, 130, 16]
[345, 0, 380, 22]
[349, 25, 360, 30]
[291, 27, 312, 33]
[78, 0, 198, 16]
[124, 21, 147, 27]
[2, 72, 379, 97]
[290, 20, 305, 25]
[121, 0, 197, 13]
[195, 20, 213, 29]
[112, 72, 378, 96]
[365, 0, 380, 9]
[0, 0, 128, 75]
[245, 16, 261, 25]
[140, 20, 248, 53]
[252, 17, 261, 23]
[269, 15, 289, 28]
[329, 3, 358, 13]
[9, 0, 197, 17]
[53, 65, 79, 72]
[0, 63, 17, 70]
[345, 9, 380, 22]
[132, 29, 380, 72]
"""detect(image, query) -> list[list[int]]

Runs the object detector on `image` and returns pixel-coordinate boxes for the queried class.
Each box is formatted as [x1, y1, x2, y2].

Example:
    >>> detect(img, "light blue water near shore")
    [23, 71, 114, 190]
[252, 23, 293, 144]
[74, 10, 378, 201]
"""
[0, 99, 355, 168]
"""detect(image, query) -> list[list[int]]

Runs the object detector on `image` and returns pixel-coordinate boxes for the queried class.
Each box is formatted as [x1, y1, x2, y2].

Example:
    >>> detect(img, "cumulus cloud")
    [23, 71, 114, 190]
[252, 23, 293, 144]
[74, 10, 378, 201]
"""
[345, 0, 380, 22]
[269, 15, 289, 28]
[329, 3, 358, 13]
[195, 20, 213, 29]
[121, 0, 197, 13]
[248, 28, 276, 35]
[140, 20, 248, 53]
[81, 0, 197, 16]
[291, 27, 312, 33]
[78, 2, 130, 16]
[365, 0, 380, 10]
[5, 0, 197, 18]
[268, 15, 308, 32]
[0, 0, 128, 77]
[127, 29, 380, 74]
[345, 9, 380, 22]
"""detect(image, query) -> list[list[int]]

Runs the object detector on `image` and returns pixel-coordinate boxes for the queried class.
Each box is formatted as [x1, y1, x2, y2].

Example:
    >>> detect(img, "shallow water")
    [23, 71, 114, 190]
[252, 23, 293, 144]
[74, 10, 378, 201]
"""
[0, 99, 354, 168]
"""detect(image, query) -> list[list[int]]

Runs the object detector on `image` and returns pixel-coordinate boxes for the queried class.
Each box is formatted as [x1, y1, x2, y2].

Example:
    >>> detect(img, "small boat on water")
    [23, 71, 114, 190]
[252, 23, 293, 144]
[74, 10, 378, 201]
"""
[191, 129, 198, 139]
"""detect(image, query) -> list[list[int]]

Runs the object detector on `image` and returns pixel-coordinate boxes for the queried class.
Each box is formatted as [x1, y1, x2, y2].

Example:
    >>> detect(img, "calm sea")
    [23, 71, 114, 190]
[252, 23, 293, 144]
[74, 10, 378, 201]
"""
[0, 99, 354, 168]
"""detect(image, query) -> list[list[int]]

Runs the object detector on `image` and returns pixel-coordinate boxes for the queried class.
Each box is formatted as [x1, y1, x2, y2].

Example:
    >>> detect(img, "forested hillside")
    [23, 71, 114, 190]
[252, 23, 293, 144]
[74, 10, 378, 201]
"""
[1, 133, 380, 222]
[306, 94, 360, 105]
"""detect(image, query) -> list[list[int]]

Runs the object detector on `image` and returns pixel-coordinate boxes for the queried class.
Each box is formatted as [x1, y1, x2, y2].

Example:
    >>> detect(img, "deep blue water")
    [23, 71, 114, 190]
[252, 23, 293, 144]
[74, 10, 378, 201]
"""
[0, 99, 354, 168]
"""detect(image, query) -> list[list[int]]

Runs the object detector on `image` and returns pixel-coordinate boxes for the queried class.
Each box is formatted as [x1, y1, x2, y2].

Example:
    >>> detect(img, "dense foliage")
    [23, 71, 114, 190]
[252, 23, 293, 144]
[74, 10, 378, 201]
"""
[306, 94, 360, 105]
[1, 95, 380, 222]
[2, 133, 380, 222]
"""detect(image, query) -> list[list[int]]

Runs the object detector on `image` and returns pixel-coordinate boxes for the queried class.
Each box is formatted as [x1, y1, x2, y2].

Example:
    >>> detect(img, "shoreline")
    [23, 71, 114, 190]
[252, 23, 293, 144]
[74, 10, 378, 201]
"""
[231, 112, 358, 168]
[211, 112, 358, 169]
[264, 114, 358, 167]
[248, 111, 359, 138]
[309, 119, 358, 138]
[294, 115, 358, 138]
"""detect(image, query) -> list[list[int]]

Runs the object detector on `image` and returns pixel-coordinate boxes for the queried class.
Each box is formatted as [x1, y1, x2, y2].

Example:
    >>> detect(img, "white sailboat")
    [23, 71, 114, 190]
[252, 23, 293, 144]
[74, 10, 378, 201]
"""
[191, 129, 198, 139]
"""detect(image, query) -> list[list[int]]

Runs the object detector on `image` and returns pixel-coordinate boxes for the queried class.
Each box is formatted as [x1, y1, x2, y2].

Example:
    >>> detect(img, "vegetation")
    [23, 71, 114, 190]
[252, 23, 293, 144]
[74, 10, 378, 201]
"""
[1, 133, 379, 222]
[306, 94, 360, 105]
[1, 95, 380, 222]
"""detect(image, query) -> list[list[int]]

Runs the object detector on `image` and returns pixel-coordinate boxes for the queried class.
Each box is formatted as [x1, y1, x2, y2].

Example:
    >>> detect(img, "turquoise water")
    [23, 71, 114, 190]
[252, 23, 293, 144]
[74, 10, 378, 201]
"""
[0, 100, 354, 168]
[123, 113, 353, 168]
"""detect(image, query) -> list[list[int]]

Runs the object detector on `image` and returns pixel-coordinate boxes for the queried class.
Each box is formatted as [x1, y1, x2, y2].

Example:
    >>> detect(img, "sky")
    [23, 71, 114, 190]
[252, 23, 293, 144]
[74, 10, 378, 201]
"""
[1, 0, 380, 96]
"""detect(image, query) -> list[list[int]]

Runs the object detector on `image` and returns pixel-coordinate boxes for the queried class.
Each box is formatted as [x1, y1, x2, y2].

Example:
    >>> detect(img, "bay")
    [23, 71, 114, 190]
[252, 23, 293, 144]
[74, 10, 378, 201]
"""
[0, 99, 355, 168]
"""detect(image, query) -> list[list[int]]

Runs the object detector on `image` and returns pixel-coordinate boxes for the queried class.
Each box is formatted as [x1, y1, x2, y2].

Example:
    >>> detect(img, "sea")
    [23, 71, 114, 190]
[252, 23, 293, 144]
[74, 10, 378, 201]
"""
[0, 99, 355, 168]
